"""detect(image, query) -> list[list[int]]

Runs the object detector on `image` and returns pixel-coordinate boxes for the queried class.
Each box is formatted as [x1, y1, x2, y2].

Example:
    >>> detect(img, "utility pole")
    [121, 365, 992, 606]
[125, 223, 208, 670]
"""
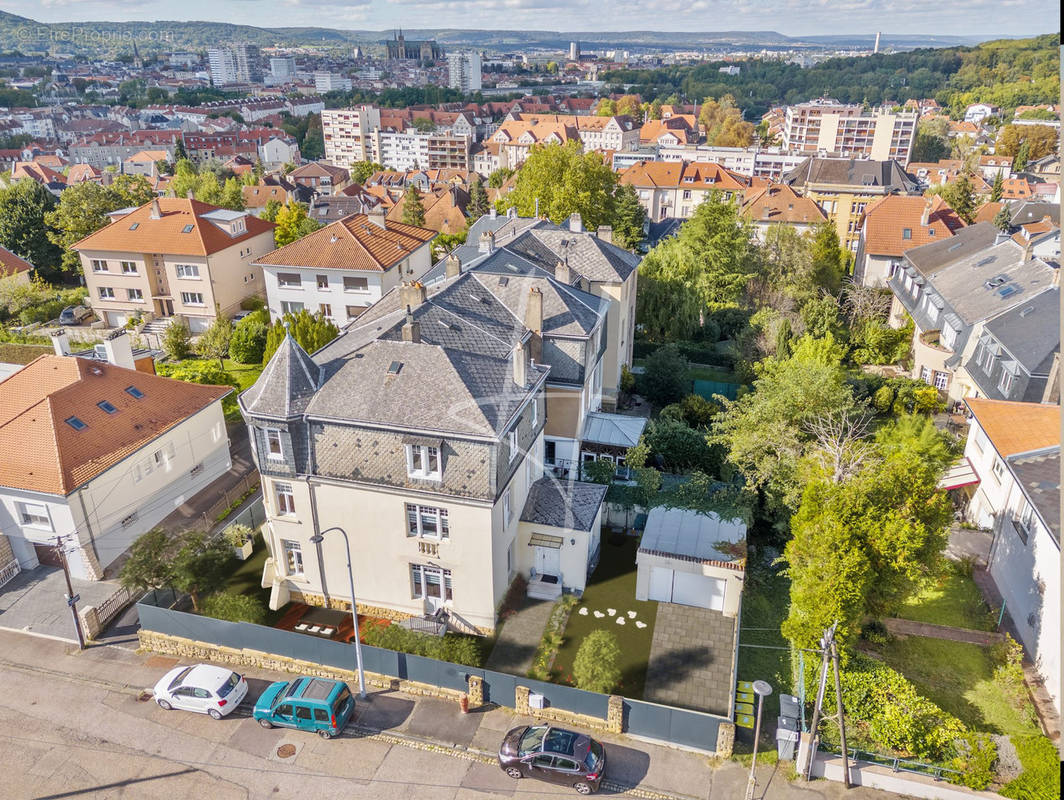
[830, 633, 850, 788]
[802, 625, 833, 781]
[801, 623, 849, 786]
[54, 535, 85, 650]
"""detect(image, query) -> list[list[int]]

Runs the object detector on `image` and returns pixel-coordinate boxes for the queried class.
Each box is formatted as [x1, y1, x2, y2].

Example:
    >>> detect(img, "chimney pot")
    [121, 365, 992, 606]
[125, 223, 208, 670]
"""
[555, 259, 571, 285]
[185, 190, 194, 200]
[398, 280, 427, 310]
[445, 253, 462, 278]
[479, 231, 495, 254]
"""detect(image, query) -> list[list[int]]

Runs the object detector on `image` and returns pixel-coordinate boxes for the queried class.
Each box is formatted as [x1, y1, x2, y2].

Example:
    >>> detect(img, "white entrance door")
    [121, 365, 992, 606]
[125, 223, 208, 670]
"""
[648, 567, 674, 602]
[423, 567, 445, 612]
[535, 546, 561, 578]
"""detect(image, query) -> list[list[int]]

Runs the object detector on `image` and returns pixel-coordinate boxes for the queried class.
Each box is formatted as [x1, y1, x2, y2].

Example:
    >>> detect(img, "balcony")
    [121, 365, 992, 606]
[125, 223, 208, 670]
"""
[919, 329, 951, 353]
[417, 539, 439, 557]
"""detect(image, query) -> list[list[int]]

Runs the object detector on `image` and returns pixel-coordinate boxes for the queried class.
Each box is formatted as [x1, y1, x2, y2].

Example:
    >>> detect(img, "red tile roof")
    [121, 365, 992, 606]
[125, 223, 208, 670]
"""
[860, 195, 967, 257]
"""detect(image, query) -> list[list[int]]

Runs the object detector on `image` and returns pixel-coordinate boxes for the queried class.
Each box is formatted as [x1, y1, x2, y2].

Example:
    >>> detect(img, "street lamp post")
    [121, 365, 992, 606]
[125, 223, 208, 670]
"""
[309, 527, 367, 699]
[744, 679, 773, 800]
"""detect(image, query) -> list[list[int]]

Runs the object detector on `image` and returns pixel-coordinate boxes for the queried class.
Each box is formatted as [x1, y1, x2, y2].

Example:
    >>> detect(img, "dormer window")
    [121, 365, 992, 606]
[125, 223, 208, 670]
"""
[407, 444, 441, 480]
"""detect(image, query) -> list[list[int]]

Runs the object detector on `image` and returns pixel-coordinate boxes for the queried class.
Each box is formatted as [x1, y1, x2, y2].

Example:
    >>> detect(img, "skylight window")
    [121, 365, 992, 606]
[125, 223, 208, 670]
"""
[125, 386, 144, 399]
[97, 401, 118, 414]
[387, 361, 403, 374]
[181, 224, 194, 233]
[65, 416, 87, 431]
[129, 222, 139, 230]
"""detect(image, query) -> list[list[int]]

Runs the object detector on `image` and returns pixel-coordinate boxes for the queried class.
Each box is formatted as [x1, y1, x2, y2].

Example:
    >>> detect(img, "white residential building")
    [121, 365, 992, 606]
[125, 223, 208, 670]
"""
[783, 99, 917, 162]
[314, 72, 353, 93]
[447, 52, 482, 93]
[322, 105, 382, 166]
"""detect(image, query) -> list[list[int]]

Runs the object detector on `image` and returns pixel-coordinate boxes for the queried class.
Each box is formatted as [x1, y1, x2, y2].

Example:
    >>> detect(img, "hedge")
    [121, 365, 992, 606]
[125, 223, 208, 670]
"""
[360, 622, 484, 667]
[632, 340, 735, 368]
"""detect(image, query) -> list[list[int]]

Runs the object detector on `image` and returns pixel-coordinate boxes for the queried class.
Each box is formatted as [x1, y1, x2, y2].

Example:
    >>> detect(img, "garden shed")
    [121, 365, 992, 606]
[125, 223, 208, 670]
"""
[635, 507, 746, 617]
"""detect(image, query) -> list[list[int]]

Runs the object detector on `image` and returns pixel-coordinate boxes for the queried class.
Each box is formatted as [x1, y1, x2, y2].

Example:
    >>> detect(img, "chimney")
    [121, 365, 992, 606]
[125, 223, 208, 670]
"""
[489, 206, 497, 220]
[994, 230, 1010, 245]
[524, 288, 543, 362]
[101, 329, 136, 370]
[479, 230, 495, 254]
[445, 253, 461, 278]
[401, 305, 421, 343]
[555, 259, 570, 285]
[512, 340, 527, 387]
[150, 198, 162, 219]
[398, 280, 427, 310]
[920, 201, 930, 227]
[596, 224, 613, 244]
[186, 189, 194, 200]
[569, 212, 583, 233]
[50, 328, 70, 356]
[367, 207, 386, 228]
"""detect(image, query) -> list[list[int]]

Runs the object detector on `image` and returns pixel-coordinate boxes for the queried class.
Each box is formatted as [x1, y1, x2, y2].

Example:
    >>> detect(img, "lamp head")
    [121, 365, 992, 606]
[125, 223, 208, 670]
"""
[309, 533, 324, 544]
[752, 680, 773, 697]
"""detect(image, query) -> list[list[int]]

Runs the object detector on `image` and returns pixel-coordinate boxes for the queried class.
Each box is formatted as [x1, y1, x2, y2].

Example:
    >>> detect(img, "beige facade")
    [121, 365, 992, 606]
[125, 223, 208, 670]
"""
[783, 101, 917, 162]
[79, 232, 274, 331]
[593, 273, 637, 409]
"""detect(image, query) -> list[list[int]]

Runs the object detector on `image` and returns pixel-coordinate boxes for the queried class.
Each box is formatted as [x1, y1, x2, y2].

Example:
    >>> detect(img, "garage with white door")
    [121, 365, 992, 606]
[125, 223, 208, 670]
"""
[635, 507, 746, 618]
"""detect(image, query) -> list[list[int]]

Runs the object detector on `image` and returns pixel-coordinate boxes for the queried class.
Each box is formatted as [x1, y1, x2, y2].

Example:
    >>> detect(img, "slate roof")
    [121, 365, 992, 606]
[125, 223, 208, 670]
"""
[904, 222, 1006, 277]
[1010, 449, 1060, 545]
[982, 287, 1060, 374]
[782, 157, 919, 193]
[0, 356, 230, 495]
[520, 477, 607, 531]
[510, 227, 640, 284]
[239, 332, 322, 420]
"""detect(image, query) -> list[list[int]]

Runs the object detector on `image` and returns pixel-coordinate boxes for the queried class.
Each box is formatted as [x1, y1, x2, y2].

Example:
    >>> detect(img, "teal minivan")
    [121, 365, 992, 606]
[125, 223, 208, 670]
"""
[253, 676, 354, 738]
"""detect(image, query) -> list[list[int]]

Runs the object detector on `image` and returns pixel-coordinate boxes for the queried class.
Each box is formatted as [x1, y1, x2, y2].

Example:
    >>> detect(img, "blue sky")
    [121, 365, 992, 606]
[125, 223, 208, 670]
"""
[10, 0, 1057, 38]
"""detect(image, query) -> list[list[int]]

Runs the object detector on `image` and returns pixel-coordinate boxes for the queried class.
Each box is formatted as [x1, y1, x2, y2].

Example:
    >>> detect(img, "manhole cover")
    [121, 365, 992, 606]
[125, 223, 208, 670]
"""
[137, 691, 152, 702]
[277, 744, 297, 759]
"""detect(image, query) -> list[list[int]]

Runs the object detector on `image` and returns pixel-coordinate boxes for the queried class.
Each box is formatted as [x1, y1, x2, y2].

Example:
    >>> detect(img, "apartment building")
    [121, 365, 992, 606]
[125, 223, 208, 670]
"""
[208, 43, 263, 86]
[0, 336, 231, 581]
[887, 223, 1059, 403]
[740, 184, 827, 242]
[619, 161, 751, 221]
[658, 144, 808, 181]
[854, 195, 966, 287]
[322, 106, 470, 171]
[490, 113, 640, 168]
[959, 399, 1060, 715]
[447, 52, 482, 92]
[322, 105, 382, 166]
[73, 198, 276, 331]
[254, 211, 435, 325]
[314, 72, 352, 93]
[783, 99, 917, 163]
[241, 272, 608, 630]
[782, 156, 920, 251]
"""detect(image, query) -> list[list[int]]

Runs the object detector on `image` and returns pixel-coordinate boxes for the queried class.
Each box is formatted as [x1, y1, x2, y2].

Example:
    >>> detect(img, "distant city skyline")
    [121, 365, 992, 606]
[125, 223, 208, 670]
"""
[3, 1, 1055, 40]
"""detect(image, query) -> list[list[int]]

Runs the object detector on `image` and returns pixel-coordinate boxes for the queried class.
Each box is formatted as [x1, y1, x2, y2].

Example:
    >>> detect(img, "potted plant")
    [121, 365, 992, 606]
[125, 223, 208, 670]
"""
[225, 524, 254, 561]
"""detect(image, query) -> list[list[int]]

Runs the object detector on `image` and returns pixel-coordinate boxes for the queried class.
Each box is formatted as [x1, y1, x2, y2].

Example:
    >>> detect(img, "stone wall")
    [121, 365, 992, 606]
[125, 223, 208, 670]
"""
[138, 629, 468, 703]
[288, 590, 494, 636]
[513, 685, 623, 735]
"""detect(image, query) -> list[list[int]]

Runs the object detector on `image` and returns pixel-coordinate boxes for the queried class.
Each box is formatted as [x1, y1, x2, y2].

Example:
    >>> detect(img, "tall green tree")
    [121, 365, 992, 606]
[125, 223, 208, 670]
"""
[401, 185, 426, 227]
[467, 177, 489, 219]
[161, 319, 193, 360]
[782, 415, 953, 649]
[989, 171, 1004, 203]
[939, 173, 977, 224]
[197, 315, 233, 368]
[611, 184, 647, 250]
[0, 180, 61, 274]
[910, 118, 950, 163]
[169, 530, 236, 612]
[992, 205, 1012, 232]
[273, 201, 321, 247]
[809, 222, 846, 295]
[262, 309, 340, 365]
[348, 160, 384, 184]
[44, 175, 154, 273]
[636, 238, 702, 341]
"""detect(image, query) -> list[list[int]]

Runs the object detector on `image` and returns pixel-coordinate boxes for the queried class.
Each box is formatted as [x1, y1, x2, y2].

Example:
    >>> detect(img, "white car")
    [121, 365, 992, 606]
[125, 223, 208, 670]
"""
[153, 664, 248, 719]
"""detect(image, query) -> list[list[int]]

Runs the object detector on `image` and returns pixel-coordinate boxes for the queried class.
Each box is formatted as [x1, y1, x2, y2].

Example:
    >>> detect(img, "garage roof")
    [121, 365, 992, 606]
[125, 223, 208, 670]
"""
[639, 507, 747, 570]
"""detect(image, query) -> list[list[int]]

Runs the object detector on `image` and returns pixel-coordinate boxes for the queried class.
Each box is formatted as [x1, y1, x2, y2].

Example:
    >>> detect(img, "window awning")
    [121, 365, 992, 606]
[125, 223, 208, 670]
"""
[938, 457, 980, 491]
[528, 533, 564, 549]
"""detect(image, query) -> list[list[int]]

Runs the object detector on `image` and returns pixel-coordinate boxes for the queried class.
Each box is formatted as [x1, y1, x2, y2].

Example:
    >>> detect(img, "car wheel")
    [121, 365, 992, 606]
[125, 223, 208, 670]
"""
[573, 782, 593, 795]
[317, 729, 335, 739]
[505, 767, 523, 779]
[258, 718, 273, 729]
[156, 699, 172, 711]
[208, 708, 223, 720]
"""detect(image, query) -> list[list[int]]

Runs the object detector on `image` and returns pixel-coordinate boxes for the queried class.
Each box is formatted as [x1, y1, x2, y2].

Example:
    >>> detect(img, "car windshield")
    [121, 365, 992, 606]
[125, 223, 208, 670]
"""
[543, 728, 579, 755]
[167, 667, 193, 691]
[217, 673, 241, 698]
[271, 682, 292, 708]
[518, 726, 547, 755]
[332, 686, 352, 714]
[585, 739, 604, 771]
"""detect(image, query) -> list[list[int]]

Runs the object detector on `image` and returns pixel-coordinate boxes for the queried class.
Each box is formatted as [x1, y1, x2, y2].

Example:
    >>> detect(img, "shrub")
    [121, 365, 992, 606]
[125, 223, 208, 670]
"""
[950, 731, 997, 791]
[637, 343, 689, 406]
[162, 319, 192, 360]
[229, 308, 269, 364]
[239, 296, 266, 311]
[572, 630, 622, 694]
[156, 359, 238, 388]
[679, 393, 718, 427]
[360, 623, 484, 667]
[859, 619, 890, 645]
[620, 364, 637, 395]
[528, 595, 578, 681]
[202, 591, 267, 624]
[1000, 736, 1060, 800]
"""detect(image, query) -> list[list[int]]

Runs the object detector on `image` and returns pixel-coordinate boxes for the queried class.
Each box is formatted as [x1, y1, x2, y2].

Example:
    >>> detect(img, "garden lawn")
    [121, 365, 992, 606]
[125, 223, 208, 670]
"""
[873, 637, 1039, 739]
[220, 533, 287, 626]
[551, 536, 657, 699]
[737, 559, 792, 722]
[895, 561, 995, 631]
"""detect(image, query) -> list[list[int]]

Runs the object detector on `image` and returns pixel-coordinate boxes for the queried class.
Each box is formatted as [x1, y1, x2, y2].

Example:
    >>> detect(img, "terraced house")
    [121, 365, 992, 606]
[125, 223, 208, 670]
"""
[241, 264, 614, 633]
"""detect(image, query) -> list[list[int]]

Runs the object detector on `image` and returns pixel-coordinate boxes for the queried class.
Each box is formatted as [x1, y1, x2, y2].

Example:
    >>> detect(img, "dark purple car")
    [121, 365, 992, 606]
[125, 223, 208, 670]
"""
[498, 724, 606, 795]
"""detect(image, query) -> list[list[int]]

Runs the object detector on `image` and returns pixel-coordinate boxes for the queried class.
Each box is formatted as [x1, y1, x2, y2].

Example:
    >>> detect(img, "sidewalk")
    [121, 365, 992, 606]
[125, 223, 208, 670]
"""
[0, 627, 904, 800]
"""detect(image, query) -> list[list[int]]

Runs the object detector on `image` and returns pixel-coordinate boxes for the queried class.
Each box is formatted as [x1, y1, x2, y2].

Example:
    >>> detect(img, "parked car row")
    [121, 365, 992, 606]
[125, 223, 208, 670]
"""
[152, 664, 608, 793]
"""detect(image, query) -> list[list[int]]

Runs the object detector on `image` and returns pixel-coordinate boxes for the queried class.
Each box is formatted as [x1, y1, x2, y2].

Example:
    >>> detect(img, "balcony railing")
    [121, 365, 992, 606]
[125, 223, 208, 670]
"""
[417, 540, 440, 557]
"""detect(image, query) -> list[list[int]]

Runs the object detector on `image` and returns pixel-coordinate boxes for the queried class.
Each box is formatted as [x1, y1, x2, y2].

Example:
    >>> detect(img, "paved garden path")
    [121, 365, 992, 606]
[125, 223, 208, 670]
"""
[882, 617, 1005, 646]
[484, 596, 553, 676]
